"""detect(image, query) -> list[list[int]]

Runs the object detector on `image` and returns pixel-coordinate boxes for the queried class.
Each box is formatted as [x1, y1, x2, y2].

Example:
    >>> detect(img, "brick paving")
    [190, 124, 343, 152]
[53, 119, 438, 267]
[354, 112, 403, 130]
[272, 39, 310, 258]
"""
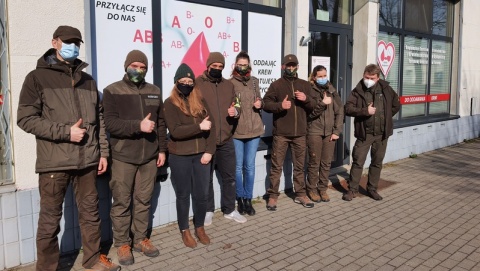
[13, 138, 480, 271]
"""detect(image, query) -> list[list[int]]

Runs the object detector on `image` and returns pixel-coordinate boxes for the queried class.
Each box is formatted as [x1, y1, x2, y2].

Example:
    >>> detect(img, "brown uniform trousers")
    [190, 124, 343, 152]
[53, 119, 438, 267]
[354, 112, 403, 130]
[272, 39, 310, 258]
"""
[348, 134, 388, 192]
[110, 159, 157, 247]
[306, 135, 336, 192]
[36, 167, 100, 271]
[267, 135, 307, 198]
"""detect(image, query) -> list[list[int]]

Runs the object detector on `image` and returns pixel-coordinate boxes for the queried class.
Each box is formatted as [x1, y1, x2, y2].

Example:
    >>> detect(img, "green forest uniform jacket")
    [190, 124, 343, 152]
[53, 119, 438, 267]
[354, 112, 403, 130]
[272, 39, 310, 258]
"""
[229, 75, 264, 139]
[17, 49, 109, 173]
[307, 82, 344, 137]
[196, 71, 240, 145]
[263, 75, 316, 137]
[163, 96, 216, 156]
[345, 79, 401, 141]
[103, 75, 167, 165]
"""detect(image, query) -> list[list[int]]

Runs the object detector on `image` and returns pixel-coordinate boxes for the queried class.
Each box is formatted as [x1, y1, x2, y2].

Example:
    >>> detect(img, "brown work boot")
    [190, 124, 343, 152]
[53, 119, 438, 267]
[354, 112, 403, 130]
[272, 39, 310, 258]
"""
[194, 226, 211, 245]
[342, 190, 358, 201]
[319, 190, 330, 202]
[181, 229, 197, 248]
[368, 190, 383, 201]
[133, 238, 159, 257]
[267, 197, 277, 211]
[87, 254, 120, 271]
[294, 195, 314, 208]
[308, 190, 321, 203]
[116, 245, 133, 266]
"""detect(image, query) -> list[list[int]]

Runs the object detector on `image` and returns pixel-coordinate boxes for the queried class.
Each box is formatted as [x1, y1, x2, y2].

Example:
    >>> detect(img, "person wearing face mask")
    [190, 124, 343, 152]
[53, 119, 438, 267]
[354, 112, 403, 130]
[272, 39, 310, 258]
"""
[163, 63, 216, 248]
[306, 65, 344, 203]
[102, 50, 167, 266]
[17, 25, 119, 271]
[196, 52, 247, 226]
[228, 51, 264, 216]
[263, 54, 316, 210]
[343, 64, 400, 201]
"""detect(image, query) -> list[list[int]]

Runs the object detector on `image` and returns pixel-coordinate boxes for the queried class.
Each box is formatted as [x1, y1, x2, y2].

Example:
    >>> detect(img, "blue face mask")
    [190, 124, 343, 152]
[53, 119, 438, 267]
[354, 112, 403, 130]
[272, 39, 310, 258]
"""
[316, 78, 328, 86]
[59, 42, 79, 62]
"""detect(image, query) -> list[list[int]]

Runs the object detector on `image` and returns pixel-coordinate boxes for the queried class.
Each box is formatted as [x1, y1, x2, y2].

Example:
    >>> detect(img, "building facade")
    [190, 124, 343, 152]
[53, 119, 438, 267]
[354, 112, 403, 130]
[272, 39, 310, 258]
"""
[0, 0, 479, 268]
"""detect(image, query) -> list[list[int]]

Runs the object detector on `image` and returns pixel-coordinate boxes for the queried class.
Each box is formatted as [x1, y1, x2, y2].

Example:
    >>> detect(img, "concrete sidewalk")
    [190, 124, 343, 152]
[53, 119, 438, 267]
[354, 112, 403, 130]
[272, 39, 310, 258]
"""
[15, 138, 480, 271]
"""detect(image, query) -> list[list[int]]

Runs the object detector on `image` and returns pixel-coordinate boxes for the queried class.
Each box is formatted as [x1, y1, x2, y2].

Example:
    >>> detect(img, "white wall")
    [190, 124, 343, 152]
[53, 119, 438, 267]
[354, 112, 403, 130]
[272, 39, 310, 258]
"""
[8, 1, 86, 190]
[284, 0, 310, 80]
[458, 0, 480, 117]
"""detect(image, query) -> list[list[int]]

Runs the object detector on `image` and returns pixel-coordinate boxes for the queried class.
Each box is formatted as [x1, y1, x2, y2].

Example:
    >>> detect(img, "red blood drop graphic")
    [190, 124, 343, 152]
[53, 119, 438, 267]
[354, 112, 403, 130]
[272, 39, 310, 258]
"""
[181, 32, 210, 78]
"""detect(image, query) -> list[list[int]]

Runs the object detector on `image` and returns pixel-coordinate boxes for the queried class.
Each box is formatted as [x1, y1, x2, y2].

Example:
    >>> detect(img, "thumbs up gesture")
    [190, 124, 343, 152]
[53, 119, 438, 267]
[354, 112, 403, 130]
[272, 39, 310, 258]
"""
[322, 93, 332, 105]
[140, 113, 155, 133]
[228, 102, 236, 117]
[199, 116, 212, 131]
[282, 95, 291, 109]
[367, 102, 376, 115]
[70, 118, 86, 142]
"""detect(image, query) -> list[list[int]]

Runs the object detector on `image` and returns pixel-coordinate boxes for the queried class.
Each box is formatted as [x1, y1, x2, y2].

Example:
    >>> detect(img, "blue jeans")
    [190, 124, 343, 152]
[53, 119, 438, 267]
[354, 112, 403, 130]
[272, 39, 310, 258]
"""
[233, 137, 260, 199]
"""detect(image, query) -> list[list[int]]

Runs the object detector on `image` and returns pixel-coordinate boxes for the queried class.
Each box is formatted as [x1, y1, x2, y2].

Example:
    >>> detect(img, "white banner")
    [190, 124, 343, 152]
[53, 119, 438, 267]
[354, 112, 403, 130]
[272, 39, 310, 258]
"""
[248, 12, 282, 137]
[93, 0, 153, 92]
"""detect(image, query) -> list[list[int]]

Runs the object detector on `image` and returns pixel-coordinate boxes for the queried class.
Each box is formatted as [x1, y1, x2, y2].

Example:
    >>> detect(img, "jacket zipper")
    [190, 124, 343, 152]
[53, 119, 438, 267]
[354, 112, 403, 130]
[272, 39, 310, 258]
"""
[194, 117, 199, 153]
[138, 88, 146, 161]
[71, 67, 84, 169]
[215, 82, 221, 144]
[291, 81, 297, 136]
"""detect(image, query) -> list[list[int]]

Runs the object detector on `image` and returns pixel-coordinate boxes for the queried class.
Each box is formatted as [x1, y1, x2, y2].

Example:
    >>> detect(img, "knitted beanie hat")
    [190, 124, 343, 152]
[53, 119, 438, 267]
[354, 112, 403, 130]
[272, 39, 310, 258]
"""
[206, 52, 225, 67]
[124, 50, 148, 71]
[174, 63, 195, 83]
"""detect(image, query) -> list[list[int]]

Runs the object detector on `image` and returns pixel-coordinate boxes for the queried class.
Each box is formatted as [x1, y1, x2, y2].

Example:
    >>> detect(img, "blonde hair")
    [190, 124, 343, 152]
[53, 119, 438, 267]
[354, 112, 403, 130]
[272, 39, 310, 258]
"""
[169, 85, 206, 118]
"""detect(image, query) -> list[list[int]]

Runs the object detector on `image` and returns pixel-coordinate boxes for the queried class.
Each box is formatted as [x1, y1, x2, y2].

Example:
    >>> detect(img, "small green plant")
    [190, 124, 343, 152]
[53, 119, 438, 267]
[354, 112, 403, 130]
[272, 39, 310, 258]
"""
[409, 153, 417, 158]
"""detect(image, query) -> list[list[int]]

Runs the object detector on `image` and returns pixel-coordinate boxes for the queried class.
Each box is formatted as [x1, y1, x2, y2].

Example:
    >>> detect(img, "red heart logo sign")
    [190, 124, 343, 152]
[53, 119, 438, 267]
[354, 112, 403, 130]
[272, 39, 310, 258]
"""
[377, 40, 395, 79]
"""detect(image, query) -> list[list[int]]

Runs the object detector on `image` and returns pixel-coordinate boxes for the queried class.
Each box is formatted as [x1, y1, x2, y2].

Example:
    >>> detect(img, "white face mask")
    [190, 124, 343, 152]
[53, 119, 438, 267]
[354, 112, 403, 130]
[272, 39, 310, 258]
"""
[363, 79, 376, 89]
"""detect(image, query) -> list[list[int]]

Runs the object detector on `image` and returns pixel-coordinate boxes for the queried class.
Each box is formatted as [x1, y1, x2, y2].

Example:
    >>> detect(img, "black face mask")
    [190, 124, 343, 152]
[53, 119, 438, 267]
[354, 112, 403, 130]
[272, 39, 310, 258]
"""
[177, 83, 194, 97]
[208, 68, 223, 79]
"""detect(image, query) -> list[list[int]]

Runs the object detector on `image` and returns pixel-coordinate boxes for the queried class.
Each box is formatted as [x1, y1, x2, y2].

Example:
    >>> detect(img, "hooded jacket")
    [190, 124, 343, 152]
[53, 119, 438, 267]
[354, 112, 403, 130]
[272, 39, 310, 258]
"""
[229, 75, 264, 139]
[307, 82, 344, 137]
[196, 71, 239, 146]
[345, 79, 400, 141]
[103, 75, 167, 165]
[263, 75, 315, 137]
[17, 49, 109, 173]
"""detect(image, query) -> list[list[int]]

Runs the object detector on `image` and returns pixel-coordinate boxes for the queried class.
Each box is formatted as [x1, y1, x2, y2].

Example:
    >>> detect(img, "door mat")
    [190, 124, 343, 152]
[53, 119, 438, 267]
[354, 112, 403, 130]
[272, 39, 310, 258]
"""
[329, 176, 397, 197]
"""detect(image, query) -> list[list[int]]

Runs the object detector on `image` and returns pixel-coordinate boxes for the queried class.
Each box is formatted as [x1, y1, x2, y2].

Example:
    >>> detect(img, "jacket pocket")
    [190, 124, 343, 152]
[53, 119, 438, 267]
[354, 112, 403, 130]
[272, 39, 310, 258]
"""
[113, 140, 125, 153]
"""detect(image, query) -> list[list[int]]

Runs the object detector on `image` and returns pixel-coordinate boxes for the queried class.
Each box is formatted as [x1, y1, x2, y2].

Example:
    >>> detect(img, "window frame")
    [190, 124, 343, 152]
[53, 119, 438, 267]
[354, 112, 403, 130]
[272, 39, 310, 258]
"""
[378, 0, 457, 127]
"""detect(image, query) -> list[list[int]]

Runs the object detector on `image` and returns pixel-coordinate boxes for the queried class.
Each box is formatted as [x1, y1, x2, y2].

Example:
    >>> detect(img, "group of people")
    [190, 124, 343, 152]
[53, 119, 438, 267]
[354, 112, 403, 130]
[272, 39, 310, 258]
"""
[16, 25, 400, 270]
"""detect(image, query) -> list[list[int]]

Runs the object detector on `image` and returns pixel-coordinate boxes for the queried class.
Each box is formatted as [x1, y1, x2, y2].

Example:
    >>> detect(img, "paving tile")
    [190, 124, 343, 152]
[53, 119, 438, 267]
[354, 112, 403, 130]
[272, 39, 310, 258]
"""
[13, 139, 480, 271]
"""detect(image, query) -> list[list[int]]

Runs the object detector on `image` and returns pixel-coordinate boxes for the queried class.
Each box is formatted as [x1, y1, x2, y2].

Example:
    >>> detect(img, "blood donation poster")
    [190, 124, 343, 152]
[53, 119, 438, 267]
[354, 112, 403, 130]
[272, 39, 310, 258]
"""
[161, 0, 241, 98]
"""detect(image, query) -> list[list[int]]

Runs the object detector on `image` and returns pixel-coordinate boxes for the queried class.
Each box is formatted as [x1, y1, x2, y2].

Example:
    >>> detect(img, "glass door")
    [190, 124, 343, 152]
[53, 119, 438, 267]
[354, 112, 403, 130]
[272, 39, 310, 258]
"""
[308, 27, 352, 167]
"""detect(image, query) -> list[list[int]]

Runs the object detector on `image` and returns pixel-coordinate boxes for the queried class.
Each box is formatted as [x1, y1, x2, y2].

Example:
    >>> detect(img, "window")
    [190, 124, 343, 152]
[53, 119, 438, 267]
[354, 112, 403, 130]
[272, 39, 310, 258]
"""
[432, 0, 454, 37]
[429, 40, 452, 114]
[405, 0, 433, 34]
[309, 0, 351, 24]
[249, 0, 281, 8]
[378, 0, 455, 124]
[402, 36, 430, 118]
[379, 0, 402, 28]
[0, 0, 13, 185]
